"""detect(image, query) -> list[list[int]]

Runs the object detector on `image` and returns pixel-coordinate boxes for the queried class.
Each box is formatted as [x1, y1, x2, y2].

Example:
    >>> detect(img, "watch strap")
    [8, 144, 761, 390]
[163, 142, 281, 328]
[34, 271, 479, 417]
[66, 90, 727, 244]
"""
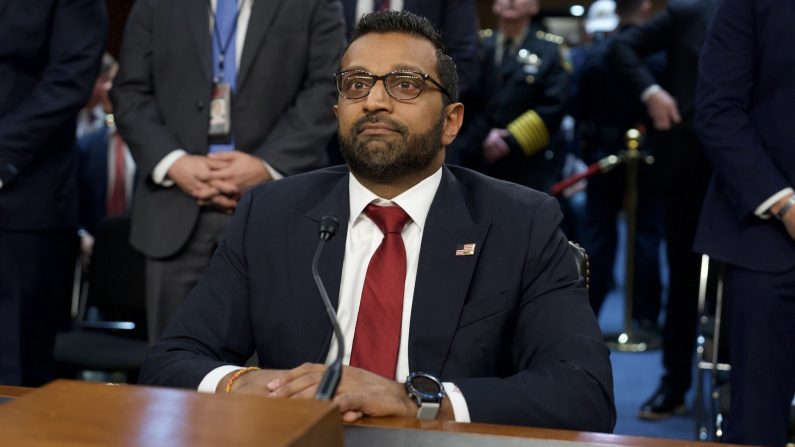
[416, 402, 440, 420]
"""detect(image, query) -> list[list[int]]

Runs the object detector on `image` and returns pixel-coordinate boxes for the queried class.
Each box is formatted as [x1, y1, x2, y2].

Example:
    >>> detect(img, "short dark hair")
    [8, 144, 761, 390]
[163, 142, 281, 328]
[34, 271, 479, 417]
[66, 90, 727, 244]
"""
[347, 10, 459, 104]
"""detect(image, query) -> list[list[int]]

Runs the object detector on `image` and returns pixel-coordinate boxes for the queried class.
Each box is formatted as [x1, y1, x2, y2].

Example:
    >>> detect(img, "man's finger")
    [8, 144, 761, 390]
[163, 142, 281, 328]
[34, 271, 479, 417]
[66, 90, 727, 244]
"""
[269, 371, 323, 398]
[191, 185, 219, 200]
[207, 151, 238, 161]
[211, 179, 240, 195]
[205, 157, 231, 170]
[341, 411, 364, 423]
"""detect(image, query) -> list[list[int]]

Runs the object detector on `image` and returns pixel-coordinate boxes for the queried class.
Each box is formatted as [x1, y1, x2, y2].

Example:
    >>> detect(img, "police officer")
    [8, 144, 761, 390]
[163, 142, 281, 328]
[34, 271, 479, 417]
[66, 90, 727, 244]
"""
[448, 0, 569, 192]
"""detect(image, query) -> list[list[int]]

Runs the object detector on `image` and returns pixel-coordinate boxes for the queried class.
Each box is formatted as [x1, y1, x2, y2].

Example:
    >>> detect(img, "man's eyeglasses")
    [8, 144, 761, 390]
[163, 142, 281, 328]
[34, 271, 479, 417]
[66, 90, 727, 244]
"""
[334, 70, 452, 102]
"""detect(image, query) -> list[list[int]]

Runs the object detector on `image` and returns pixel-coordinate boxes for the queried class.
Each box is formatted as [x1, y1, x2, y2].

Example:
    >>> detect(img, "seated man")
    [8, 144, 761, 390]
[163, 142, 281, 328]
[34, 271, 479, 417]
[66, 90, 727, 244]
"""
[140, 10, 615, 432]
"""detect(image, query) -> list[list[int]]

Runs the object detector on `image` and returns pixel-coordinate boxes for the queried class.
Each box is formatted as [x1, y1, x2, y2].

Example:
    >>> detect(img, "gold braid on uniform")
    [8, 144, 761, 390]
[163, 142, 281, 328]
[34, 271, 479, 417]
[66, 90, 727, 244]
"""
[507, 110, 549, 157]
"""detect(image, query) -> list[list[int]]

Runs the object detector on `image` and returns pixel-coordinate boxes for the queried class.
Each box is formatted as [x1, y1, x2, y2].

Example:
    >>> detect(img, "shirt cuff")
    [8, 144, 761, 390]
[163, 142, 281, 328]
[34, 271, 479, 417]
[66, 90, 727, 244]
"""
[263, 161, 283, 180]
[755, 187, 795, 219]
[152, 149, 188, 187]
[197, 365, 244, 393]
[443, 382, 471, 423]
[640, 84, 662, 103]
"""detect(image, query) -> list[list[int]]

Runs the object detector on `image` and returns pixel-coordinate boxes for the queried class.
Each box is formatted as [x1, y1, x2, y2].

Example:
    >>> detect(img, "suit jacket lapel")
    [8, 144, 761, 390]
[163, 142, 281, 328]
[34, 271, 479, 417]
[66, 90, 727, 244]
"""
[288, 173, 350, 363]
[237, 0, 284, 91]
[186, 0, 212, 82]
[408, 167, 492, 376]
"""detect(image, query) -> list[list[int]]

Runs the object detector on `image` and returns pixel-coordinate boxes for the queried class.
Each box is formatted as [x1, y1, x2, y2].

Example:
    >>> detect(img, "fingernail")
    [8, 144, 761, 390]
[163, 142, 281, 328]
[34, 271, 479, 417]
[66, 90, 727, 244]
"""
[267, 379, 280, 390]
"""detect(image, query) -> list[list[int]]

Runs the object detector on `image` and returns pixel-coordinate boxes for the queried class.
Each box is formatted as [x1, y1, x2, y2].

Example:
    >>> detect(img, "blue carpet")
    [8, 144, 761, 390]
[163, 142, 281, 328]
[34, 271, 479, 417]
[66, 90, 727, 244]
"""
[598, 215, 695, 440]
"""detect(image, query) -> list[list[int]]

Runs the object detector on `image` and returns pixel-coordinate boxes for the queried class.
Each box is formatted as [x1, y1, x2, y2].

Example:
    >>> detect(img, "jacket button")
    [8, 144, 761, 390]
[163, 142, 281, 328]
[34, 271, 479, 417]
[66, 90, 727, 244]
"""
[196, 101, 205, 110]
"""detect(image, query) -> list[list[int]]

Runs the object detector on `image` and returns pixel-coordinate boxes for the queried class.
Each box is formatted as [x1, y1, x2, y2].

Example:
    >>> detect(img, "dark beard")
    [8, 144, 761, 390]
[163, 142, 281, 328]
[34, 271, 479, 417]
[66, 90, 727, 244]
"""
[339, 113, 444, 183]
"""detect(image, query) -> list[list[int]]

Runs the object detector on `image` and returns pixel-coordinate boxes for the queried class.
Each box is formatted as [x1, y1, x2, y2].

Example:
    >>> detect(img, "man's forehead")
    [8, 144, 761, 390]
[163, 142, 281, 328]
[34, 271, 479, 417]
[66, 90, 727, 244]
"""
[341, 32, 438, 74]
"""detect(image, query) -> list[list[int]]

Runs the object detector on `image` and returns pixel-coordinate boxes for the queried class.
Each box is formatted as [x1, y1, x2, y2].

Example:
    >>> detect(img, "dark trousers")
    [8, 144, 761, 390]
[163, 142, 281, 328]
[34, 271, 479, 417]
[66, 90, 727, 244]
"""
[582, 152, 663, 321]
[724, 263, 795, 447]
[145, 210, 231, 344]
[0, 229, 77, 386]
[654, 129, 711, 395]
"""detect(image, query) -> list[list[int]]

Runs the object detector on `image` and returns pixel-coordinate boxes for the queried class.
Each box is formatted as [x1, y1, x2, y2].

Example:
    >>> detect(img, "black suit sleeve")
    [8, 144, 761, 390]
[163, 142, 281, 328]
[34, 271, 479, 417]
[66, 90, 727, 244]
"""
[0, 0, 106, 186]
[695, 0, 790, 216]
[110, 0, 185, 180]
[608, 9, 673, 97]
[454, 197, 616, 433]
[250, 0, 345, 174]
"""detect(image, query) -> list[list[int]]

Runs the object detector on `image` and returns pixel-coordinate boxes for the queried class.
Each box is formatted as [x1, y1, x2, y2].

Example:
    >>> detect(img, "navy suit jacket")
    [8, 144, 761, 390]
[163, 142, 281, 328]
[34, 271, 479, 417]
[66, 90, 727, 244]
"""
[341, 0, 479, 96]
[694, 0, 795, 272]
[0, 0, 106, 230]
[141, 165, 616, 432]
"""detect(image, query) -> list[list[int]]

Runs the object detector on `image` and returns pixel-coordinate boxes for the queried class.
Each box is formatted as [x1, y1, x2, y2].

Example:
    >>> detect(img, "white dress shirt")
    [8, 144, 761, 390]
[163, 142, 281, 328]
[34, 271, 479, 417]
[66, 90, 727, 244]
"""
[198, 168, 470, 422]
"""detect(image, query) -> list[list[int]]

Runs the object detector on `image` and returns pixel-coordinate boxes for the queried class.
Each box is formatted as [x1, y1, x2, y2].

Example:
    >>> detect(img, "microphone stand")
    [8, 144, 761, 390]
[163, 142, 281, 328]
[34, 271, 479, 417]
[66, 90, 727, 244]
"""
[313, 216, 345, 401]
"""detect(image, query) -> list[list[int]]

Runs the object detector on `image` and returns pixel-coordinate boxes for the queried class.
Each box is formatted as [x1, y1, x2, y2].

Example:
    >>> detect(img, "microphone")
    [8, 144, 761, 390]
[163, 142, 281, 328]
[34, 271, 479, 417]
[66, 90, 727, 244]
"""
[312, 215, 344, 401]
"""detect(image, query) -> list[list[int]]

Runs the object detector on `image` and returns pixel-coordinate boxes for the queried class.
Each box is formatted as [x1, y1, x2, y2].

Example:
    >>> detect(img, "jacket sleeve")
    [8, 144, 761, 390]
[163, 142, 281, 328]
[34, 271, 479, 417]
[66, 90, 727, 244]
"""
[506, 46, 569, 157]
[695, 0, 790, 216]
[249, 0, 345, 175]
[608, 9, 673, 97]
[0, 0, 107, 186]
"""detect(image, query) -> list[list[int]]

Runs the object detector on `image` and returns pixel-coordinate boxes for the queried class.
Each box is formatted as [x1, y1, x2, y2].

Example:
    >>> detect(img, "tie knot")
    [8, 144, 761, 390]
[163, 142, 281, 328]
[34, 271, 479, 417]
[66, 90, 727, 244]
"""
[365, 203, 410, 235]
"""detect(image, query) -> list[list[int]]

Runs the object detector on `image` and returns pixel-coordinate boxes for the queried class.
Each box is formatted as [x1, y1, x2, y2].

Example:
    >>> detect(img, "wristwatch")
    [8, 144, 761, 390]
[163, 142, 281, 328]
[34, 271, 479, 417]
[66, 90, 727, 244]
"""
[405, 372, 445, 419]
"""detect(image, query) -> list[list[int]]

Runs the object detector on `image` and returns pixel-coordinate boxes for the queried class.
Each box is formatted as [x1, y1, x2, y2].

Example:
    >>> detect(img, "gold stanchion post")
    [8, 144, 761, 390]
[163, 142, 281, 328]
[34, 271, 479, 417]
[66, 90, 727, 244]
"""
[605, 129, 659, 352]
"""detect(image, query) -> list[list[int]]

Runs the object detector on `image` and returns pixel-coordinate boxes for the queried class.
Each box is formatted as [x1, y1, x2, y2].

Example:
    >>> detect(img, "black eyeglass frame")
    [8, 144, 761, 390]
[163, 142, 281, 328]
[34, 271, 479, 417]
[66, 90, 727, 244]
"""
[333, 69, 453, 102]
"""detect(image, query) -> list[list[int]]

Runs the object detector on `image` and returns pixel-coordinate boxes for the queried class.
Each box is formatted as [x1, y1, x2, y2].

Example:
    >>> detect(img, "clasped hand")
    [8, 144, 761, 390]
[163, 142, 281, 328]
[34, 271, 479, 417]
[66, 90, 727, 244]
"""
[226, 364, 419, 422]
[167, 151, 271, 213]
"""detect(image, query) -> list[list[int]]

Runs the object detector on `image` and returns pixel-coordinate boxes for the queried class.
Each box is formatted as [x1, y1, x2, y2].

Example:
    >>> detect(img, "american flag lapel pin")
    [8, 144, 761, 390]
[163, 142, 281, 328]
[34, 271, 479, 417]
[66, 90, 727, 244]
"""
[455, 243, 476, 256]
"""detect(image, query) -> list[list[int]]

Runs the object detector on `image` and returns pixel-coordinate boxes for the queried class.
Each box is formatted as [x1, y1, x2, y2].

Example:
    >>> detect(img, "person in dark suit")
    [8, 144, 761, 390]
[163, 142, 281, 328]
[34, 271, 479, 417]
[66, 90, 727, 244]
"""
[140, 11, 615, 431]
[608, 0, 718, 419]
[111, 0, 346, 343]
[449, 0, 570, 192]
[0, 0, 106, 386]
[576, 0, 665, 329]
[340, 0, 478, 96]
[695, 1, 795, 444]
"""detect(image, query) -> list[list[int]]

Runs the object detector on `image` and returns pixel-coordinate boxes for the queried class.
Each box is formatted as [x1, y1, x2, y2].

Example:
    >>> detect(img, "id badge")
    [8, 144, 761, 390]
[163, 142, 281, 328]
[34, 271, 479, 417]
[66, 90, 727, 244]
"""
[209, 82, 232, 143]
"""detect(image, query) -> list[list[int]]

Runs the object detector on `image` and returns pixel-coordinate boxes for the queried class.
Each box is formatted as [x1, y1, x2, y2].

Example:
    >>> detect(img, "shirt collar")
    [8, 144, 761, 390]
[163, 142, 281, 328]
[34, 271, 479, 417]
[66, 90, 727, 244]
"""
[348, 167, 443, 232]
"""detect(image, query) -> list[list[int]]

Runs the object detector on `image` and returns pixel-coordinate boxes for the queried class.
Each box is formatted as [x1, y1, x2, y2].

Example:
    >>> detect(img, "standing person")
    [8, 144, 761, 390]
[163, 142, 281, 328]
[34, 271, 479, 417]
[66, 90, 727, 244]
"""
[576, 0, 665, 330]
[608, 0, 718, 420]
[111, 0, 346, 343]
[695, 1, 795, 445]
[0, 0, 107, 386]
[450, 0, 570, 192]
[140, 10, 615, 432]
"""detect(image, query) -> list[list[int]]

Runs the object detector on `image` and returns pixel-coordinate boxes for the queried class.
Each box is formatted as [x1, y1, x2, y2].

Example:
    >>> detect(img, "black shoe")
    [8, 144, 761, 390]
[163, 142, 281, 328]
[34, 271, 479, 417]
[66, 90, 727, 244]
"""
[639, 382, 686, 420]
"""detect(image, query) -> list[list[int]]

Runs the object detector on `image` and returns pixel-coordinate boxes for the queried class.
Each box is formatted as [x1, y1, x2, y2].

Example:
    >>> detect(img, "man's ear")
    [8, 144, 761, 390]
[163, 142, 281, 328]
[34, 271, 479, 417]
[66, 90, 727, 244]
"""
[442, 102, 465, 146]
[332, 104, 339, 117]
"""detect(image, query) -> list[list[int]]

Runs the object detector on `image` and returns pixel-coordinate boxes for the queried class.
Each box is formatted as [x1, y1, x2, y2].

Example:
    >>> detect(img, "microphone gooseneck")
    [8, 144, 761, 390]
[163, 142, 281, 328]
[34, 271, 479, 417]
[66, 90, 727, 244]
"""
[313, 216, 344, 401]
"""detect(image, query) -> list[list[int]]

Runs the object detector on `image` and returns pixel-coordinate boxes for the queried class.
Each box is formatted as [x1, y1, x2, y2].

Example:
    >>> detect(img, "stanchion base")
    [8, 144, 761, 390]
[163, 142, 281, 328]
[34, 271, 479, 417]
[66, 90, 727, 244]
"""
[605, 332, 662, 352]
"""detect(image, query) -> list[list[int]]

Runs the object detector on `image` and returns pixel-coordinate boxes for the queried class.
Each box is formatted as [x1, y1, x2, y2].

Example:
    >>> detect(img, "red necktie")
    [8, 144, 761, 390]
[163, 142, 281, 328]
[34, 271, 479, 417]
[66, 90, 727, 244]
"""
[106, 132, 127, 216]
[374, 0, 390, 11]
[349, 203, 411, 379]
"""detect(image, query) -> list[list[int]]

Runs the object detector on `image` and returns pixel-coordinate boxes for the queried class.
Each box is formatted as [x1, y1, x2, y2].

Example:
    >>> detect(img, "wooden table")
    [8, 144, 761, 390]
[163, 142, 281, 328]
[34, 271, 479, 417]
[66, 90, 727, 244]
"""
[0, 381, 747, 447]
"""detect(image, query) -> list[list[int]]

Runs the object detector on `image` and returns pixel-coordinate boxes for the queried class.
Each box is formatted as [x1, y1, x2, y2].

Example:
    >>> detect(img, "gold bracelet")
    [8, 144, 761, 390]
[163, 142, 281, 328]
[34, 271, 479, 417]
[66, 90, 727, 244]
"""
[224, 367, 260, 394]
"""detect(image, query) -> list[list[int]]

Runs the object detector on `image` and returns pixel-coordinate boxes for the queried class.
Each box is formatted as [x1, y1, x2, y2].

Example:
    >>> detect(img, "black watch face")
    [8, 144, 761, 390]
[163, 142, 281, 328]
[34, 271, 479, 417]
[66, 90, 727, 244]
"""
[412, 375, 440, 394]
